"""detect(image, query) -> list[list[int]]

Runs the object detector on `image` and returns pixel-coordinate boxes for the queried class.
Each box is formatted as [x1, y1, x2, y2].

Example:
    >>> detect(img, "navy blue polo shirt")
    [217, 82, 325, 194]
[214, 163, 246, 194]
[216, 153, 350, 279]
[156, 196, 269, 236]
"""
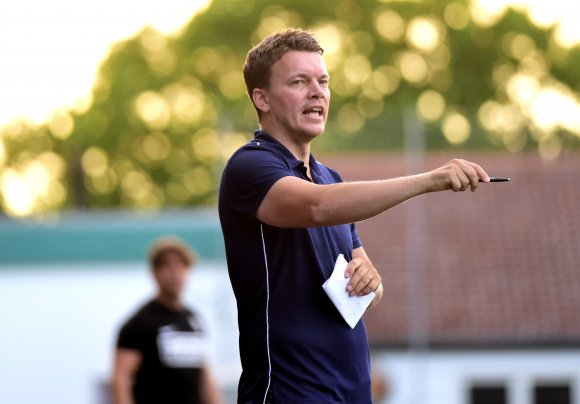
[218, 131, 372, 404]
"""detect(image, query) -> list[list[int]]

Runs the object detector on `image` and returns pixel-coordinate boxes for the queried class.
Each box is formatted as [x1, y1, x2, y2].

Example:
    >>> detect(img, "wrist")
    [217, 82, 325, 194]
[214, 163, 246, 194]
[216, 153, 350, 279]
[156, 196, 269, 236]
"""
[411, 172, 435, 195]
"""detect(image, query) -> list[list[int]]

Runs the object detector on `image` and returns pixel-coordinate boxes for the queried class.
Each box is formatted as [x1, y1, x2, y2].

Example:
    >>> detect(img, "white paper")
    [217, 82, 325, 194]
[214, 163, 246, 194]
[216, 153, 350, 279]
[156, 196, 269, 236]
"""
[322, 254, 375, 329]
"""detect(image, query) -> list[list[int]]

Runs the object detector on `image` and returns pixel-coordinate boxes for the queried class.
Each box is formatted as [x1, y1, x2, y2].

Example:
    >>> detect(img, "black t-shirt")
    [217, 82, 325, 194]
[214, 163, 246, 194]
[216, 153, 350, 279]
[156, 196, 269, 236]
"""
[116, 299, 206, 404]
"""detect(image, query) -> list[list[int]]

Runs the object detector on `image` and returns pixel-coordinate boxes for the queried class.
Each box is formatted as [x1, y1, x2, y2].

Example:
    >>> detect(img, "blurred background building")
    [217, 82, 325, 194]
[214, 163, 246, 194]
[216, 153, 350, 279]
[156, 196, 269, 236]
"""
[1, 0, 579, 403]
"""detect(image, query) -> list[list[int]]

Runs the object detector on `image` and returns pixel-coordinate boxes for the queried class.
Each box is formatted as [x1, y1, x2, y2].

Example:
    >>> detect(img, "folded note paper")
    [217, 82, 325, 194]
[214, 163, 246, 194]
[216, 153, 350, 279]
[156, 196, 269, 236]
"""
[322, 254, 376, 329]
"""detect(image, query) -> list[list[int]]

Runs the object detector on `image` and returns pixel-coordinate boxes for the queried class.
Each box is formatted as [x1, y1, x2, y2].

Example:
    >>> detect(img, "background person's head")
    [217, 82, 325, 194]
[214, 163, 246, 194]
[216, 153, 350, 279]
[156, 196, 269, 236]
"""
[243, 28, 324, 120]
[148, 236, 197, 303]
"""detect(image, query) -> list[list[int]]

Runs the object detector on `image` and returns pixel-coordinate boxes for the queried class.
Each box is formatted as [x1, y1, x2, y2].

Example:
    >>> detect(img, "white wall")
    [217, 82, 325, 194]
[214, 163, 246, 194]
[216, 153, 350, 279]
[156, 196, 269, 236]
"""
[0, 261, 241, 404]
[4, 261, 578, 404]
[373, 349, 580, 404]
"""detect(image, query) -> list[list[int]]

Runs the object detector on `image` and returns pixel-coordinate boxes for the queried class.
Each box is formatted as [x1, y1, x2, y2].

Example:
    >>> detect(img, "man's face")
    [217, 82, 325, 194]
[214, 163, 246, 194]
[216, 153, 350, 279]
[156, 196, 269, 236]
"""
[259, 50, 330, 141]
[153, 251, 190, 300]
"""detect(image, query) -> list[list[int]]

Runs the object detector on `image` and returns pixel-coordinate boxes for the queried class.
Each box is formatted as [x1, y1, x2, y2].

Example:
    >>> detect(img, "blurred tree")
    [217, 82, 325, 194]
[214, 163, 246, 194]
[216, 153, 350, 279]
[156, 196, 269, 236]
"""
[1, 0, 579, 216]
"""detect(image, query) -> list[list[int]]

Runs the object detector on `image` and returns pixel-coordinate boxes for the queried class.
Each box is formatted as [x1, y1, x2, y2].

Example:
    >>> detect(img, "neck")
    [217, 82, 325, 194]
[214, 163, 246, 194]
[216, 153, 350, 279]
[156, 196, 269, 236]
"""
[260, 127, 311, 163]
[281, 137, 311, 164]
[155, 294, 183, 311]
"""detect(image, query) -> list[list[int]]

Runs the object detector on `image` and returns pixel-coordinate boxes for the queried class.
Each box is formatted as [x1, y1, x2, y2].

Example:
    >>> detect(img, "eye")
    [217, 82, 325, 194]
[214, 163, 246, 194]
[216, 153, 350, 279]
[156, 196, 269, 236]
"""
[319, 79, 329, 86]
[291, 79, 305, 85]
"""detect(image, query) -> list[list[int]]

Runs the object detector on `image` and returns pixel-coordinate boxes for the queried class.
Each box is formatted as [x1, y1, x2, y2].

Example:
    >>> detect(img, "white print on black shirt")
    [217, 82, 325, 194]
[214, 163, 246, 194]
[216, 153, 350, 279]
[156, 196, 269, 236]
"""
[156, 320, 207, 368]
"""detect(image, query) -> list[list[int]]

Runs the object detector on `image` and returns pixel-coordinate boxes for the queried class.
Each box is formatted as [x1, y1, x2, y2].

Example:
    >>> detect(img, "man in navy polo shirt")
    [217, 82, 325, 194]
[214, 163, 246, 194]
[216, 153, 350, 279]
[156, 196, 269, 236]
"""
[219, 29, 490, 403]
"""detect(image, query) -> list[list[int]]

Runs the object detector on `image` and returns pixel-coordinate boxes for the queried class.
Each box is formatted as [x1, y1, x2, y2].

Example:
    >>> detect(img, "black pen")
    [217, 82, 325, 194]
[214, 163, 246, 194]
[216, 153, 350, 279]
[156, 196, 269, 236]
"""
[479, 177, 511, 182]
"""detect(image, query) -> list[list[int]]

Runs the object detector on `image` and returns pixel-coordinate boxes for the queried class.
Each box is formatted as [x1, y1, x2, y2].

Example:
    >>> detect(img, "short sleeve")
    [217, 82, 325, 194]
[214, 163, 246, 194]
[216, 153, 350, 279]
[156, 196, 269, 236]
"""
[116, 318, 146, 352]
[220, 147, 294, 220]
[351, 223, 362, 249]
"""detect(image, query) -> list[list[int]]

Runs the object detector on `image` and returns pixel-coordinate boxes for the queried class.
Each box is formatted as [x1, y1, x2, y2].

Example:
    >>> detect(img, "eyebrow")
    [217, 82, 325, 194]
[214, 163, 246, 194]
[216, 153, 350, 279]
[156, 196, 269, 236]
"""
[291, 72, 330, 80]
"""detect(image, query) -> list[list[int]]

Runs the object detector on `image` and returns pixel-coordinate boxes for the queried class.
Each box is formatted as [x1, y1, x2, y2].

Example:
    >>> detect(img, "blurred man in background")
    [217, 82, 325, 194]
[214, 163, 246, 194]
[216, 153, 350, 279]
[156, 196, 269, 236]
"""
[111, 236, 222, 404]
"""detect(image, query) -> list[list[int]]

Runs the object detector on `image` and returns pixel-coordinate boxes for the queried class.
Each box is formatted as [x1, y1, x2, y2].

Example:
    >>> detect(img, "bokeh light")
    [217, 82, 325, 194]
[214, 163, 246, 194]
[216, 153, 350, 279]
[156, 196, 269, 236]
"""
[357, 95, 384, 119]
[538, 134, 563, 160]
[121, 170, 153, 201]
[343, 55, 373, 86]
[312, 23, 344, 70]
[397, 51, 429, 85]
[0, 155, 67, 217]
[407, 17, 443, 53]
[82, 147, 109, 177]
[48, 111, 75, 140]
[444, 3, 470, 30]
[142, 132, 171, 161]
[134, 91, 171, 130]
[1, 168, 36, 217]
[471, 0, 580, 47]
[219, 70, 247, 100]
[374, 9, 405, 43]
[337, 104, 366, 134]
[370, 65, 400, 96]
[253, 5, 303, 42]
[417, 90, 446, 122]
[183, 166, 212, 196]
[501, 32, 536, 60]
[140, 28, 176, 77]
[530, 86, 580, 135]
[442, 111, 471, 145]
[192, 128, 220, 162]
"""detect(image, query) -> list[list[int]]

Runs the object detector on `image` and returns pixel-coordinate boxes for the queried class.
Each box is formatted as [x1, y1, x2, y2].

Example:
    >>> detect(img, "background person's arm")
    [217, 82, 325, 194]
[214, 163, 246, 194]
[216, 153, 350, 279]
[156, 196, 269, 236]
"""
[110, 348, 142, 404]
[256, 159, 490, 228]
[199, 364, 223, 404]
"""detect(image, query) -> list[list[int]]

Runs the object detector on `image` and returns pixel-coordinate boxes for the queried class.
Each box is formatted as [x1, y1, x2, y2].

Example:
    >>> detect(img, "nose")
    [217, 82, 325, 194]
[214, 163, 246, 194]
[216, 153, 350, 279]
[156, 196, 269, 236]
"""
[308, 80, 326, 99]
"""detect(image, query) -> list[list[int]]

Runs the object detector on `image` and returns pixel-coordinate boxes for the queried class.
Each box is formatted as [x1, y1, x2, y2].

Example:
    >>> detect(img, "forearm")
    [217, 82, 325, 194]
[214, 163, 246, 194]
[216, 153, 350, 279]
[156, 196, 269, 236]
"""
[200, 366, 222, 404]
[311, 173, 431, 226]
[258, 158, 487, 228]
[110, 378, 133, 404]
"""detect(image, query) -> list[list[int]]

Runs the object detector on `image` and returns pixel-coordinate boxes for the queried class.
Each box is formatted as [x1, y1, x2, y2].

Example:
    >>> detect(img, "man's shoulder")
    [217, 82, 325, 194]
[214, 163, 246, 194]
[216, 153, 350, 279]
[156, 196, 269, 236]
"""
[220, 139, 294, 191]
[226, 138, 286, 167]
[120, 300, 158, 329]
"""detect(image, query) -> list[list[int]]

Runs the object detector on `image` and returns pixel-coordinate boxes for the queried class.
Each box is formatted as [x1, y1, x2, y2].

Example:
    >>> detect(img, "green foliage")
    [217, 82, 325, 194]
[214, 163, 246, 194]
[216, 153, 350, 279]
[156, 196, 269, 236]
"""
[1, 0, 579, 216]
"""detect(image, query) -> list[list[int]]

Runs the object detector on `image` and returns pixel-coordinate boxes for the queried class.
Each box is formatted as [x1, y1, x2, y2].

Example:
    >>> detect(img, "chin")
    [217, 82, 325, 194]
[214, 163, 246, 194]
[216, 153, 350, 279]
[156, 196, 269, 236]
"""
[302, 124, 326, 138]
[162, 289, 181, 299]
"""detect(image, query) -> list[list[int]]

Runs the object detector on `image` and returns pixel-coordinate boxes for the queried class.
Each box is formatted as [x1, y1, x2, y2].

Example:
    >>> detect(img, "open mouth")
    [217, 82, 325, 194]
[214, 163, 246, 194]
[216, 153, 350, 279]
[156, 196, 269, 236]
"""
[303, 107, 323, 118]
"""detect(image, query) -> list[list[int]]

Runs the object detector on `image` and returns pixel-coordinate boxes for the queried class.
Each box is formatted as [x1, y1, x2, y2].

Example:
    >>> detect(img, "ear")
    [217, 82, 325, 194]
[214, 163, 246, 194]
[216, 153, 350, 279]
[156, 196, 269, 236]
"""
[252, 88, 270, 113]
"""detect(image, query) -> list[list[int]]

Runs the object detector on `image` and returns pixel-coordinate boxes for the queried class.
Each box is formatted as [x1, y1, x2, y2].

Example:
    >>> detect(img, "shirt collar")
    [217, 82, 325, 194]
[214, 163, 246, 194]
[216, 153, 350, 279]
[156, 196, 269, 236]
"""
[253, 130, 321, 176]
